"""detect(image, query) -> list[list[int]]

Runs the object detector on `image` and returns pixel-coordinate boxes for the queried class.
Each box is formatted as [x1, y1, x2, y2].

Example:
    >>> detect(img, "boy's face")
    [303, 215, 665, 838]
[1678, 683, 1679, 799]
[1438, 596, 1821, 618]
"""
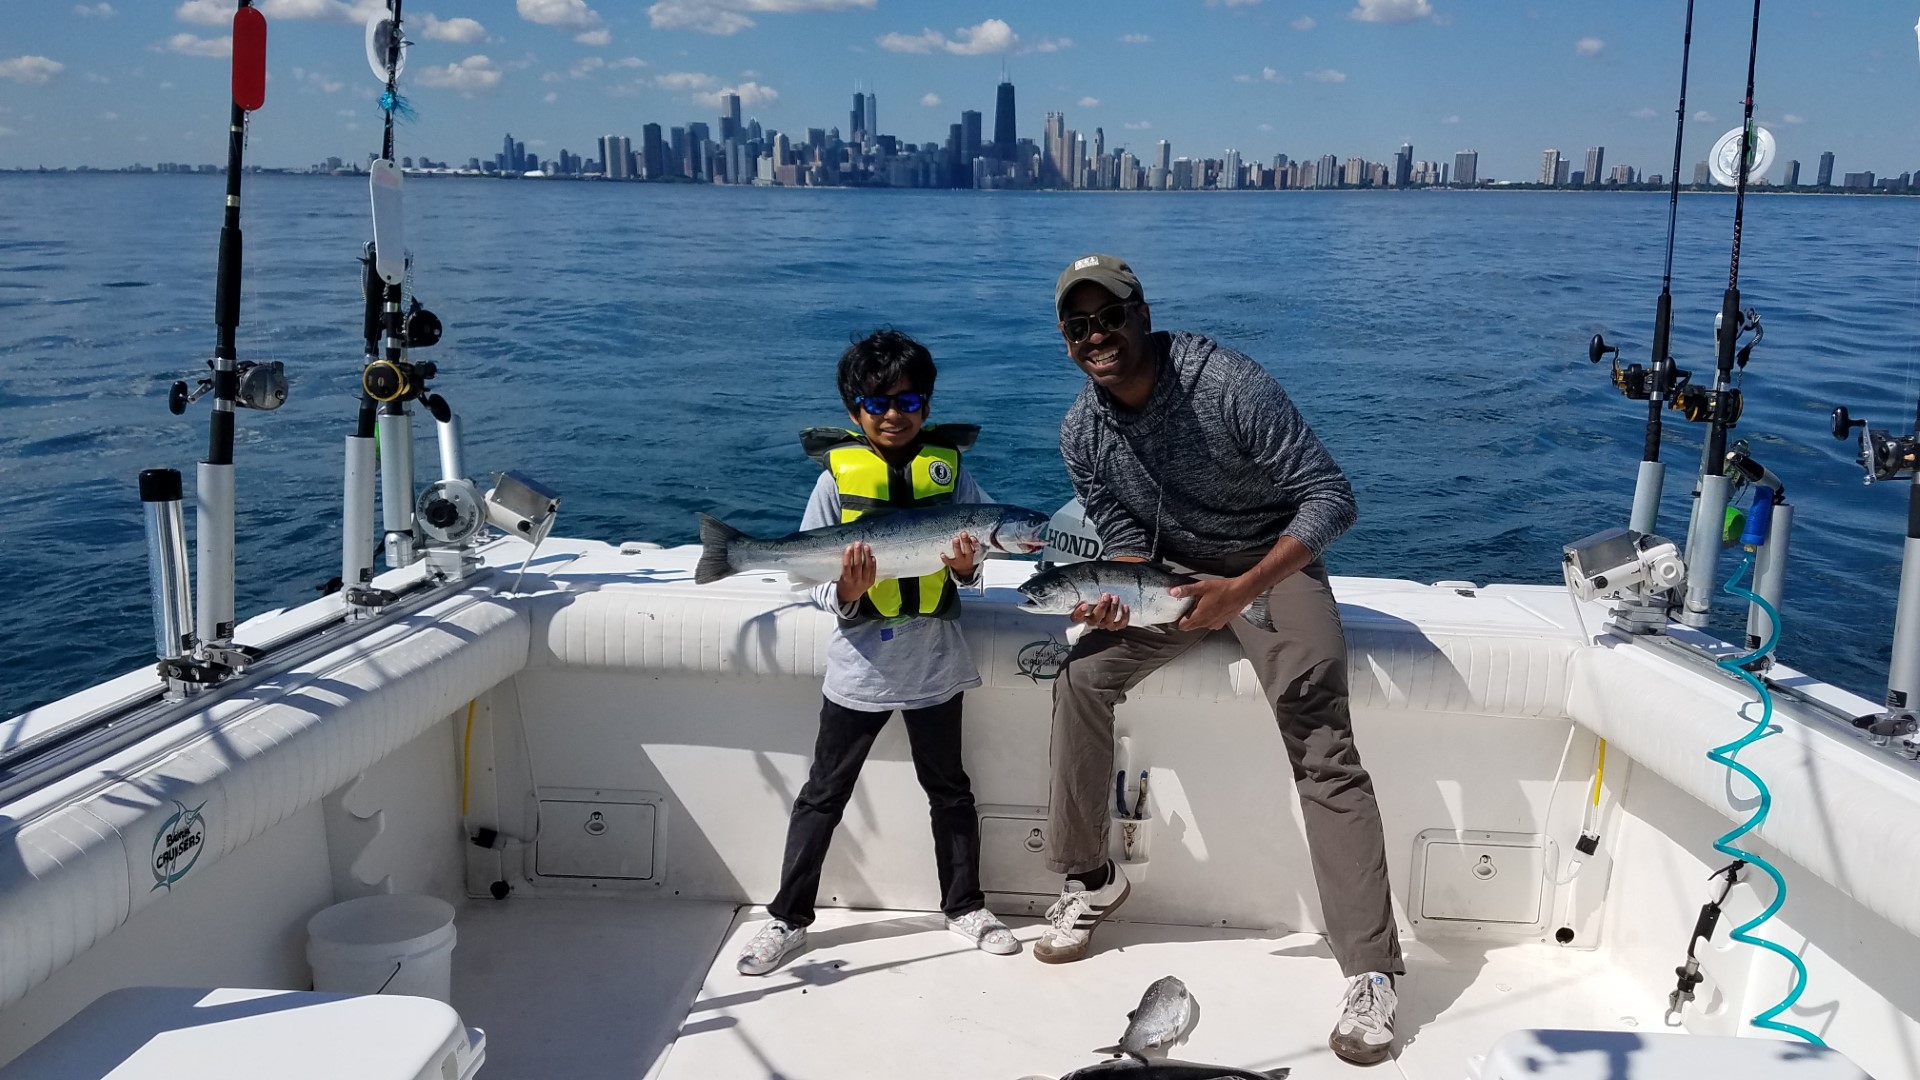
[849, 377, 928, 453]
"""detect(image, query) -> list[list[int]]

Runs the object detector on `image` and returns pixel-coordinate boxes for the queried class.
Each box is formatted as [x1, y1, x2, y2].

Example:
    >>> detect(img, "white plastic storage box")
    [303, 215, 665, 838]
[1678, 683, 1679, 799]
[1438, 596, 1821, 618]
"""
[0, 987, 486, 1080]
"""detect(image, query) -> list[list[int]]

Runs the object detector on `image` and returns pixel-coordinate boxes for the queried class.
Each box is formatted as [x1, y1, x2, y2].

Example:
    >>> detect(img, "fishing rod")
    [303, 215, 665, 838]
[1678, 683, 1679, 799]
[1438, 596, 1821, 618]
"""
[151, 0, 285, 690]
[1826, 18, 1920, 742]
[343, 0, 460, 610]
[1588, 0, 1697, 542]
[1677, 0, 1767, 631]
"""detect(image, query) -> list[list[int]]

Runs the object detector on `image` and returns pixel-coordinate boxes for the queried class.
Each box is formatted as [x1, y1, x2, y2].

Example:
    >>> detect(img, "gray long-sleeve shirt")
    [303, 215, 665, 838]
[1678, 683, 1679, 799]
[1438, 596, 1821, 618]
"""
[1060, 330, 1356, 563]
[802, 468, 986, 712]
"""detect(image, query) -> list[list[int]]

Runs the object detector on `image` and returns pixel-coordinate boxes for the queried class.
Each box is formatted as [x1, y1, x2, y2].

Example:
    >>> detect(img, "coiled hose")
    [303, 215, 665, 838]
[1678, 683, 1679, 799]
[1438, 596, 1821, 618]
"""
[1711, 550, 1825, 1046]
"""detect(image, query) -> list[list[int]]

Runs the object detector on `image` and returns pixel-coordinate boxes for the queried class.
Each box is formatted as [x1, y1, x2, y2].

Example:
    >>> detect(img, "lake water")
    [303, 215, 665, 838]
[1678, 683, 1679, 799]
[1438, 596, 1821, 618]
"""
[3, 173, 1918, 718]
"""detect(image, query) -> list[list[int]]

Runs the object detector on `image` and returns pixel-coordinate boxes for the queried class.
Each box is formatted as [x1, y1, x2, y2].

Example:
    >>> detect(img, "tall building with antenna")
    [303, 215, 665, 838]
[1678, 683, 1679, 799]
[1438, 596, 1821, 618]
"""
[993, 75, 1017, 162]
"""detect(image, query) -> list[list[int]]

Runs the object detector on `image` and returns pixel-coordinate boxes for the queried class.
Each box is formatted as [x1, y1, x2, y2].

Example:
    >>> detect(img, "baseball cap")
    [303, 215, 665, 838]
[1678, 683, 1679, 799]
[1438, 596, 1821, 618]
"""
[1054, 254, 1144, 317]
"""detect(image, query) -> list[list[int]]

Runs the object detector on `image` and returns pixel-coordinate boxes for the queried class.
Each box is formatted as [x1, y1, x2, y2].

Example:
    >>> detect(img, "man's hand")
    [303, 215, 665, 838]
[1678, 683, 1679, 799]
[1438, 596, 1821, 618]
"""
[836, 542, 877, 604]
[1071, 593, 1131, 631]
[1170, 575, 1264, 632]
[940, 533, 980, 580]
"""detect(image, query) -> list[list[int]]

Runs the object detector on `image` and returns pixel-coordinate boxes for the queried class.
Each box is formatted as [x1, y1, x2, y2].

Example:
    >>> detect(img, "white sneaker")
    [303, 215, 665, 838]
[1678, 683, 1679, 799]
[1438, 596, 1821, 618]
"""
[736, 919, 808, 976]
[947, 908, 1020, 955]
[1034, 861, 1130, 964]
[1328, 971, 1397, 1065]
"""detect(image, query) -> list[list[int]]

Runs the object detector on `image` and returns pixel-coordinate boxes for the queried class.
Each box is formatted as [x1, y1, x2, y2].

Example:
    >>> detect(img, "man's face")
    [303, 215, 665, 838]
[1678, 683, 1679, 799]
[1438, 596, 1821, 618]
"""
[1060, 282, 1153, 393]
[848, 377, 927, 454]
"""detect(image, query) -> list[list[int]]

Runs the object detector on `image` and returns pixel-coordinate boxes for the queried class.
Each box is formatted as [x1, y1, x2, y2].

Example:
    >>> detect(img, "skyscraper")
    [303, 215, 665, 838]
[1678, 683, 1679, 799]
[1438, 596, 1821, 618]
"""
[1454, 150, 1478, 186]
[641, 123, 664, 180]
[1224, 149, 1242, 190]
[1692, 160, 1710, 186]
[1396, 143, 1413, 188]
[960, 110, 982, 169]
[1541, 149, 1561, 186]
[720, 93, 741, 142]
[1043, 112, 1065, 186]
[1585, 146, 1605, 188]
[1157, 140, 1172, 173]
[1817, 151, 1835, 186]
[865, 92, 877, 138]
[850, 91, 866, 141]
[993, 79, 1017, 162]
[1784, 159, 1801, 188]
[1555, 159, 1569, 186]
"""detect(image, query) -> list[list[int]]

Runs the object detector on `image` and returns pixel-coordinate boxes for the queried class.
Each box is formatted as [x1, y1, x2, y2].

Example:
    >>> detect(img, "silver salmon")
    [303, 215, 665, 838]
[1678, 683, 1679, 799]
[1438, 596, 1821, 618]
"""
[1095, 975, 1195, 1062]
[1019, 1059, 1290, 1080]
[1017, 562, 1274, 631]
[695, 504, 1050, 586]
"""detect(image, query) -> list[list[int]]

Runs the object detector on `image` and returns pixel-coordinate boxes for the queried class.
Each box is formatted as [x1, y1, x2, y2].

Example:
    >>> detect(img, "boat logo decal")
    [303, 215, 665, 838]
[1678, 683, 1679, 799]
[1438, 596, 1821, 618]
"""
[151, 799, 207, 891]
[1016, 637, 1070, 682]
[928, 460, 953, 486]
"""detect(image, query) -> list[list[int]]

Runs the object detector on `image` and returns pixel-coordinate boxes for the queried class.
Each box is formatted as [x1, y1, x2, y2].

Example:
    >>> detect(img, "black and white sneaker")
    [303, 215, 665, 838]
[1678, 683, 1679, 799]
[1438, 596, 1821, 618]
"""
[1328, 971, 1397, 1065]
[1034, 861, 1130, 964]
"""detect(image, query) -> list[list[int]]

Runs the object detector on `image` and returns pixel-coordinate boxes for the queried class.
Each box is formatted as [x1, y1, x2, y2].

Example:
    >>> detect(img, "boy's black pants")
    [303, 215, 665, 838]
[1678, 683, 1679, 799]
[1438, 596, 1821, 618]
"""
[768, 693, 984, 928]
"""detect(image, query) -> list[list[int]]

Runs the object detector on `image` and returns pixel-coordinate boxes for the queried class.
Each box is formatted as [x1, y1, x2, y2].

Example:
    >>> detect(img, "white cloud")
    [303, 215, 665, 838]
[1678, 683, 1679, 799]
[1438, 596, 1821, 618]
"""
[575, 28, 612, 45]
[1124, 120, 1151, 130]
[517, 0, 601, 30]
[293, 66, 344, 93]
[920, 92, 941, 107]
[693, 79, 777, 109]
[1120, 33, 1150, 43]
[415, 54, 503, 92]
[1292, 15, 1315, 30]
[418, 14, 487, 43]
[544, 91, 559, 103]
[1442, 114, 1460, 124]
[541, 71, 565, 82]
[1078, 96, 1100, 107]
[1783, 113, 1806, 124]
[86, 72, 110, 83]
[879, 18, 1017, 56]
[1023, 36, 1072, 54]
[1350, 0, 1431, 23]
[1305, 68, 1346, 83]
[75, 3, 116, 17]
[1257, 122, 1273, 131]
[1262, 66, 1286, 83]
[157, 33, 231, 58]
[648, 0, 875, 36]
[570, 56, 606, 77]
[1575, 37, 1604, 56]
[1233, 73, 1253, 84]
[177, 0, 380, 24]
[614, 57, 647, 68]
[1208, 0, 1261, 6]
[653, 70, 716, 90]
[1630, 106, 1657, 119]
[0, 56, 67, 84]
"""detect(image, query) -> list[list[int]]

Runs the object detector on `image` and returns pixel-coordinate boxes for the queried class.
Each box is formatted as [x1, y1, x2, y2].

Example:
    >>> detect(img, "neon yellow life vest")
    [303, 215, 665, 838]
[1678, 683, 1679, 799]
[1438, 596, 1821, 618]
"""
[800, 424, 979, 620]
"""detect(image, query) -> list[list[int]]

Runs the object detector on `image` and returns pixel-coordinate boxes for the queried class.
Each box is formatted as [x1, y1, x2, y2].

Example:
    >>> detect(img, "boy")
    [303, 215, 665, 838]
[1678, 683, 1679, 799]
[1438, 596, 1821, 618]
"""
[737, 329, 1018, 976]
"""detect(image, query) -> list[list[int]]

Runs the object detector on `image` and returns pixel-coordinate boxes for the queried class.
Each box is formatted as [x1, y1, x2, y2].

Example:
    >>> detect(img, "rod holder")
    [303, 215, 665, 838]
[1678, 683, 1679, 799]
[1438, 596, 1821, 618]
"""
[1680, 473, 1732, 628]
[1630, 460, 1666, 536]
[436, 412, 465, 483]
[195, 460, 236, 649]
[343, 434, 377, 596]
[141, 468, 194, 663]
[1745, 501, 1792, 658]
[378, 406, 417, 568]
[1888, 477, 1920, 719]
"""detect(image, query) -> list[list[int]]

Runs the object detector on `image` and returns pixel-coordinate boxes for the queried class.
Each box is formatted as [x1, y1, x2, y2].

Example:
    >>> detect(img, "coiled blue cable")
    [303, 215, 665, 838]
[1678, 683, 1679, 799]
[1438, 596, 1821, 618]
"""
[1711, 549, 1825, 1046]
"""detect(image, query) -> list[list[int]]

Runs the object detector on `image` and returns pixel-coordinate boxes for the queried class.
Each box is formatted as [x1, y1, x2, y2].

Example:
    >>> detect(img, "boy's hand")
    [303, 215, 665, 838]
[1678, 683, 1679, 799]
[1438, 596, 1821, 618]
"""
[1170, 575, 1261, 632]
[836, 542, 877, 604]
[1071, 594, 1131, 631]
[940, 533, 980, 580]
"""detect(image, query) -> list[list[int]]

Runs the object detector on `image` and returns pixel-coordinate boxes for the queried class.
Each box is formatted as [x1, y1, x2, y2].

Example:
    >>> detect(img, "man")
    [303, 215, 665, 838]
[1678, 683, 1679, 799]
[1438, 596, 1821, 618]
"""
[1037, 254, 1404, 1066]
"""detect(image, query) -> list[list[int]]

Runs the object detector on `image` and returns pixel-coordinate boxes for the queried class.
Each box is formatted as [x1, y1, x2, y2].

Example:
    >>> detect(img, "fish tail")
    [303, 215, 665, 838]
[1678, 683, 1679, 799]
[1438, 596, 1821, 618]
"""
[1241, 590, 1275, 632]
[695, 513, 747, 585]
[1089, 1044, 1126, 1058]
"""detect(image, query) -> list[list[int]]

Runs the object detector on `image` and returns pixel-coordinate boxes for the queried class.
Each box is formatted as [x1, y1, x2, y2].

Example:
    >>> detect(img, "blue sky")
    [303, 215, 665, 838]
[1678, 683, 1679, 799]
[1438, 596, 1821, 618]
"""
[2, 1, 1917, 179]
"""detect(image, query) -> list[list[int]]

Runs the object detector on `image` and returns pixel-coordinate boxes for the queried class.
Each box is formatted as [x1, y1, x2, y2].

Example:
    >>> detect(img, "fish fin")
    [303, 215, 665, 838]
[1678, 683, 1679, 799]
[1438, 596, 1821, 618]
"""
[1240, 590, 1275, 632]
[695, 513, 747, 585]
[1089, 1044, 1124, 1058]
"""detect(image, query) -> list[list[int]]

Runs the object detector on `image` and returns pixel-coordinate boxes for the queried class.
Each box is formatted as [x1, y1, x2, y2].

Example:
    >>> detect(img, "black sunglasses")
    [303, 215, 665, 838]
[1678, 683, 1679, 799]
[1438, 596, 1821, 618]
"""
[854, 392, 929, 416]
[1060, 301, 1136, 345]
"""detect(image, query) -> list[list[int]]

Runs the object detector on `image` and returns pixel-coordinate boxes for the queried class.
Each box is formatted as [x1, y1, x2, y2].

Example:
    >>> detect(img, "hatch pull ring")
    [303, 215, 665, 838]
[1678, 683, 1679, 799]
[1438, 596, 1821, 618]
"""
[1665, 859, 1746, 1025]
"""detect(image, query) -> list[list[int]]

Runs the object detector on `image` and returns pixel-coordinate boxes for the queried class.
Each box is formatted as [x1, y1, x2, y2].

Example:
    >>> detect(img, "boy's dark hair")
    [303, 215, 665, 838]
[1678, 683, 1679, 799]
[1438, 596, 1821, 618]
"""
[838, 329, 936, 415]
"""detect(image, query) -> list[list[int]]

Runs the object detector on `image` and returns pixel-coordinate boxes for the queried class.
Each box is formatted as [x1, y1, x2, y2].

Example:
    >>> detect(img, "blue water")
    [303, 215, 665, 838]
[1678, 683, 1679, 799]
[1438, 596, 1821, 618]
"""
[3, 174, 1918, 719]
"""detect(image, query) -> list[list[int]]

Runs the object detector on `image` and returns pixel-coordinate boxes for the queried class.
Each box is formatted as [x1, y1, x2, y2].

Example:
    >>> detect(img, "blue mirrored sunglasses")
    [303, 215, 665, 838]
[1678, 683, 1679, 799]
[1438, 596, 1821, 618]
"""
[854, 392, 928, 416]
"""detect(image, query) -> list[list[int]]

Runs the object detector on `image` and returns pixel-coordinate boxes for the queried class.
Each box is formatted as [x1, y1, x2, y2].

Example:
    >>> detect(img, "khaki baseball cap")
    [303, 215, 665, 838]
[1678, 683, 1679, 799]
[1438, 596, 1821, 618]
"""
[1055, 254, 1143, 317]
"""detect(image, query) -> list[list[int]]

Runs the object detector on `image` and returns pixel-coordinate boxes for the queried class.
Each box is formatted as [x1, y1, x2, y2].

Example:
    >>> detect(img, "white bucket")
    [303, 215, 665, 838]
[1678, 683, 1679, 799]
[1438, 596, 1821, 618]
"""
[306, 894, 457, 1003]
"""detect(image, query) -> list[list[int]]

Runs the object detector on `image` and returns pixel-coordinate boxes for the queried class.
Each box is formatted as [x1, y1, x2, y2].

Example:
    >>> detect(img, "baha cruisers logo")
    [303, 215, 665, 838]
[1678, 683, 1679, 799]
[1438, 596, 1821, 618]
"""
[1016, 637, 1071, 682]
[151, 799, 207, 891]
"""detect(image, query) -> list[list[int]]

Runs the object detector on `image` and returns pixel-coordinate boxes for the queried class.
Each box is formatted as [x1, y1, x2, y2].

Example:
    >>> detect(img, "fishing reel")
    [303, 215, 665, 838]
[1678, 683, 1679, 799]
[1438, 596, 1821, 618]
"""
[1667, 308, 1762, 426]
[168, 359, 288, 415]
[1831, 406, 1916, 484]
[1588, 334, 1677, 401]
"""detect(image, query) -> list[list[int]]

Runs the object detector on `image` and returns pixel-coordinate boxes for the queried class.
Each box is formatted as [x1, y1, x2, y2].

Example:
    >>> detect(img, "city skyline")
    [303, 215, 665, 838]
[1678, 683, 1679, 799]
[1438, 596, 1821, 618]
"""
[3, 1, 1918, 179]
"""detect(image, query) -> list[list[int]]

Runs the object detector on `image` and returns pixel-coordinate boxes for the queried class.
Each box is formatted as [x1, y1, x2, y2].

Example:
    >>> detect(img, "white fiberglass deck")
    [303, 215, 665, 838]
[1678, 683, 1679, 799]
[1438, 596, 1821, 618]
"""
[450, 897, 1654, 1080]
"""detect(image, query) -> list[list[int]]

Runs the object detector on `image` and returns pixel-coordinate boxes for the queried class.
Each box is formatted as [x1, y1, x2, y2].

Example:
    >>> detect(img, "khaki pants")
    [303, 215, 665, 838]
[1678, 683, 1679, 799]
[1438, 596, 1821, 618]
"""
[1046, 555, 1404, 977]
